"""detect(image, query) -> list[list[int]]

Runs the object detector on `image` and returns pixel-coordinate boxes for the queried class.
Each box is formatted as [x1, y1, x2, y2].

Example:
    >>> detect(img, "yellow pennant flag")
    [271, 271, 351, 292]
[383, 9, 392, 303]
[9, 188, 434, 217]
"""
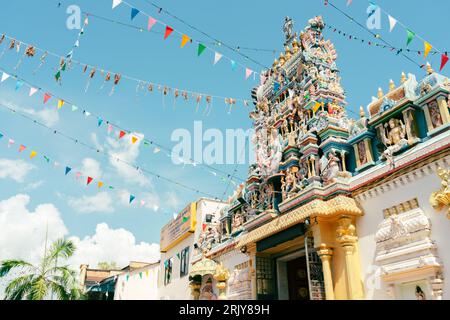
[57, 99, 65, 109]
[131, 136, 138, 144]
[312, 101, 322, 113]
[424, 41, 432, 58]
[145, 270, 149, 277]
[30, 150, 37, 159]
[180, 34, 190, 48]
[98, 181, 104, 188]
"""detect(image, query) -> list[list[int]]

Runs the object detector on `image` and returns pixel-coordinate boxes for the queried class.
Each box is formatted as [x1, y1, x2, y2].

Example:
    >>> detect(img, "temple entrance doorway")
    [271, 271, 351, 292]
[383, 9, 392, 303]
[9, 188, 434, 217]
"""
[287, 255, 310, 300]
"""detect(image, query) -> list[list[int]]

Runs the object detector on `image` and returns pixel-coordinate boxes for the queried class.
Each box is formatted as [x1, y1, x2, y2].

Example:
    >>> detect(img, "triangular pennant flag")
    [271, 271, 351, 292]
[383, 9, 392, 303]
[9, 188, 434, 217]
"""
[98, 117, 103, 127]
[57, 99, 65, 109]
[164, 26, 174, 40]
[126, 274, 129, 281]
[176, 253, 180, 259]
[424, 42, 433, 58]
[148, 17, 157, 31]
[245, 68, 253, 80]
[197, 43, 206, 56]
[98, 181, 104, 188]
[440, 54, 449, 71]
[19, 145, 26, 152]
[87, 177, 93, 185]
[30, 151, 37, 159]
[140, 200, 146, 207]
[84, 111, 91, 117]
[129, 195, 136, 204]
[131, 136, 138, 144]
[107, 124, 113, 134]
[65, 166, 72, 175]
[406, 29, 415, 46]
[131, 8, 140, 20]
[119, 130, 126, 139]
[347, 0, 352, 5]
[71, 105, 78, 112]
[8, 139, 14, 147]
[15, 80, 24, 91]
[182, 217, 189, 223]
[230, 60, 237, 71]
[55, 71, 61, 81]
[44, 155, 50, 163]
[1, 72, 10, 82]
[213, 52, 223, 65]
[29, 87, 38, 96]
[0, 133, 3, 139]
[153, 147, 161, 154]
[388, 15, 397, 32]
[112, 0, 122, 9]
[180, 34, 190, 48]
[139, 272, 142, 279]
[145, 270, 149, 277]
[43, 93, 51, 104]
[202, 223, 207, 231]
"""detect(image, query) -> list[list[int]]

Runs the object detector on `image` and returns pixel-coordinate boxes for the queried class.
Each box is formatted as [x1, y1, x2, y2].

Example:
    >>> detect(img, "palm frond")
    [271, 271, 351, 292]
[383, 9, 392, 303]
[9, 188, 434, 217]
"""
[0, 259, 34, 277]
[4, 274, 35, 300]
[28, 277, 48, 300]
[46, 238, 76, 263]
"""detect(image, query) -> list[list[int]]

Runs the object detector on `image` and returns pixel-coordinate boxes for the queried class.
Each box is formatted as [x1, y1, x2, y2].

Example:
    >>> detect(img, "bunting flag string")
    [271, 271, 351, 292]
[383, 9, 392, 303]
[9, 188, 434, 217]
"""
[0, 129, 147, 207]
[0, 65, 245, 183]
[0, 32, 250, 111]
[358, 1, 448, 71]
[324, 23, 448, 59]
[109, 0, 260, 80]
[0, 103, 222, 200]
[325, 1, 427, 71]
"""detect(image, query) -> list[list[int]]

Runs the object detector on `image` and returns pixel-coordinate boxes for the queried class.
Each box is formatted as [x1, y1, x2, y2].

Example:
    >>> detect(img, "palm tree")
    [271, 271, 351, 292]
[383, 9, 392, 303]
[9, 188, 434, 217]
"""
[0, 238, 83, 300]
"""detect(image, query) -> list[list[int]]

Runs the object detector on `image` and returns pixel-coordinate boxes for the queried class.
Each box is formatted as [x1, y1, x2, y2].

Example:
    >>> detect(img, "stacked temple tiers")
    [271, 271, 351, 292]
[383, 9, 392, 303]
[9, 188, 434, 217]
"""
[186, 16, 450, 300]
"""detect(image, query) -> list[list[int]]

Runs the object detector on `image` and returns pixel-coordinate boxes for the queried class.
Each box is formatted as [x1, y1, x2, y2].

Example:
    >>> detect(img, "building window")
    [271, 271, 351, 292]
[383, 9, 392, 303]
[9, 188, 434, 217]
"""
[164, 258, 172, 285]
[180, 247, 190, 277]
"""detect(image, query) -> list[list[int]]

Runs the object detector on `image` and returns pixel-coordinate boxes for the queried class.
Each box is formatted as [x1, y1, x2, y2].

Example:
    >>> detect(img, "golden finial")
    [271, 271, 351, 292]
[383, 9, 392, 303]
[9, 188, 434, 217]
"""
[426, 62, 434, 75]
[377, 87, 384, 99]
[359, 106, 366, 118]
[401, 72, 407, 84]
[284, 45, 292, 60]
[272, 58, 279, 68]
[279, 52, 286, 67]
[389, 79, 395, 92]
[292, 39, 299, 54]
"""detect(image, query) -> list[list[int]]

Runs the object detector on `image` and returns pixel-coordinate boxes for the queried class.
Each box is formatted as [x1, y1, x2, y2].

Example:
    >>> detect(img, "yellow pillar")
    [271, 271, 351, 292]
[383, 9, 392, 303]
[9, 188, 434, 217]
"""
[437, 96, 450, 125]
[318, 244, 335, 300]
[336, 216, 359, 300]
[340, 151, 347, 172]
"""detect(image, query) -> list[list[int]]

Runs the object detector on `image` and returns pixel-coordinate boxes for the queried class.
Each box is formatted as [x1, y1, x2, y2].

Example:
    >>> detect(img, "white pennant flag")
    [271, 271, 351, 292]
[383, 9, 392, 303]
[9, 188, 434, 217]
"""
[112, 0, 122, 9]
[1, 72, 10, 82]
[29, 87, 38, 96]
[388, 15, 397, 32]
[213, 52, 223, 65]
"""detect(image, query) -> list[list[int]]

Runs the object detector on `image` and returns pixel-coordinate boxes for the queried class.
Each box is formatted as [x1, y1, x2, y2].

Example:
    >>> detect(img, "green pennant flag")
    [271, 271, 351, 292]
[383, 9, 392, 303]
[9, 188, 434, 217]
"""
[55, 71, 61, 81]
[139, 272, 143, 279]
[176, 253, 180, 259]
[406, 29, 415, 46]
[182, 216, 189, 223]
[144, 141, 150, 147]
[61, 63, 66, 71]
[197, 43, 206, 56]
[44, 156, 50, 163]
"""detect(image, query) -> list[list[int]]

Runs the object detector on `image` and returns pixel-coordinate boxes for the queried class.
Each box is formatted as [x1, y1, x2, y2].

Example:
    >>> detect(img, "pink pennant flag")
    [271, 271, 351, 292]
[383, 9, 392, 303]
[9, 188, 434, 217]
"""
[245, 68, 253, 80]
[347, 0, 352, 6]
[140, 200, 146, 207]
[107, 124, 113, 134]
[29, 87, 38, 96]
[75, 172, 82, 180]
[148, 17, 157, 31]
[8, 139, 14, 147]
[213, 52, 223, 65]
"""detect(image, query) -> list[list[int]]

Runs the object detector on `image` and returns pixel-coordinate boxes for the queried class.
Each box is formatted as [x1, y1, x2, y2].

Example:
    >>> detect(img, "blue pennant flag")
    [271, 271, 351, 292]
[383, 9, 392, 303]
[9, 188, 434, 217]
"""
[15, 80, 24, 91]
[65, 166, 72, 175]
[230, 60, 237, 71]
[129, 195, 136, 204]
[131, 8, 140, 20]
[97, 117, 103, 127]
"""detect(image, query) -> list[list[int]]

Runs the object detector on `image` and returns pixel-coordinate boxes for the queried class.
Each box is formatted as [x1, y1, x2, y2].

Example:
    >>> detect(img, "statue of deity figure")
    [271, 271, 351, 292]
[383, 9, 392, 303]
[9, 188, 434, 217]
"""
[380, 118, 409, 167]
[320, 151, 341, 185]
[283, 16, 295, 45]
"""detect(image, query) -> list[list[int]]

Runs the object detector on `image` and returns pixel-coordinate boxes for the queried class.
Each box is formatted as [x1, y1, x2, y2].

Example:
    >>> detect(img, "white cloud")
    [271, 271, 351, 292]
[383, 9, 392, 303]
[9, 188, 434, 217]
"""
[105, 132, 151, 187]
[79, 158, 102, 179]
[0, 158, 35, 183]
[1, 100, 60, 127]
[22, 180, 44, 191]
[0, 194, 160, 295]
[69, 223, 160, 268]
[68, 191, 114, 214]
[90, 133, 104, 153]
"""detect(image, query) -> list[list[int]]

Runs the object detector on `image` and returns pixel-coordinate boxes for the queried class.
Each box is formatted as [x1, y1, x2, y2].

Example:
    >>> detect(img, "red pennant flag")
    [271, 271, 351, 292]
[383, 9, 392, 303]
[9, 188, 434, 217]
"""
[440, 54, 449, 71]
[43, 93, 51, 104]
[119, 130, 126, 139]
[164, 26, 174, 40]
[19, 145, 26, 152]
[202, 223, 207, 231]
[87, 177, 93, 185]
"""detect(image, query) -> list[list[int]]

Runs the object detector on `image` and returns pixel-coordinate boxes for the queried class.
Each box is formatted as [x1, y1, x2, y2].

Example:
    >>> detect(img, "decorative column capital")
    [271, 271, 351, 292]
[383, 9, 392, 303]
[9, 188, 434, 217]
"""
[336, 215, 358, 247]
[317, 244, 333, 260]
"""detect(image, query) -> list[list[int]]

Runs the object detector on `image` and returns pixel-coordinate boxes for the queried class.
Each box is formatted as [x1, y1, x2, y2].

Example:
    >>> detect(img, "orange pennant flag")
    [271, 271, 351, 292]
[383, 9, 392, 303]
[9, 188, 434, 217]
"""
[424, 41, 432, 58]
[131, 136, 138, 144]
[30, 150, 37, 159]
[98, 181, 104, 188]
[180, 34, 190, 48]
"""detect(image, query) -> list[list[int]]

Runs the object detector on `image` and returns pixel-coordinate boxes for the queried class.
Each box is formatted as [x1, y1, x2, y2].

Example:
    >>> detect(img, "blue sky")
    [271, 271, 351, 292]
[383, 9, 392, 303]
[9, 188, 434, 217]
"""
[0, 0, 449, 250]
